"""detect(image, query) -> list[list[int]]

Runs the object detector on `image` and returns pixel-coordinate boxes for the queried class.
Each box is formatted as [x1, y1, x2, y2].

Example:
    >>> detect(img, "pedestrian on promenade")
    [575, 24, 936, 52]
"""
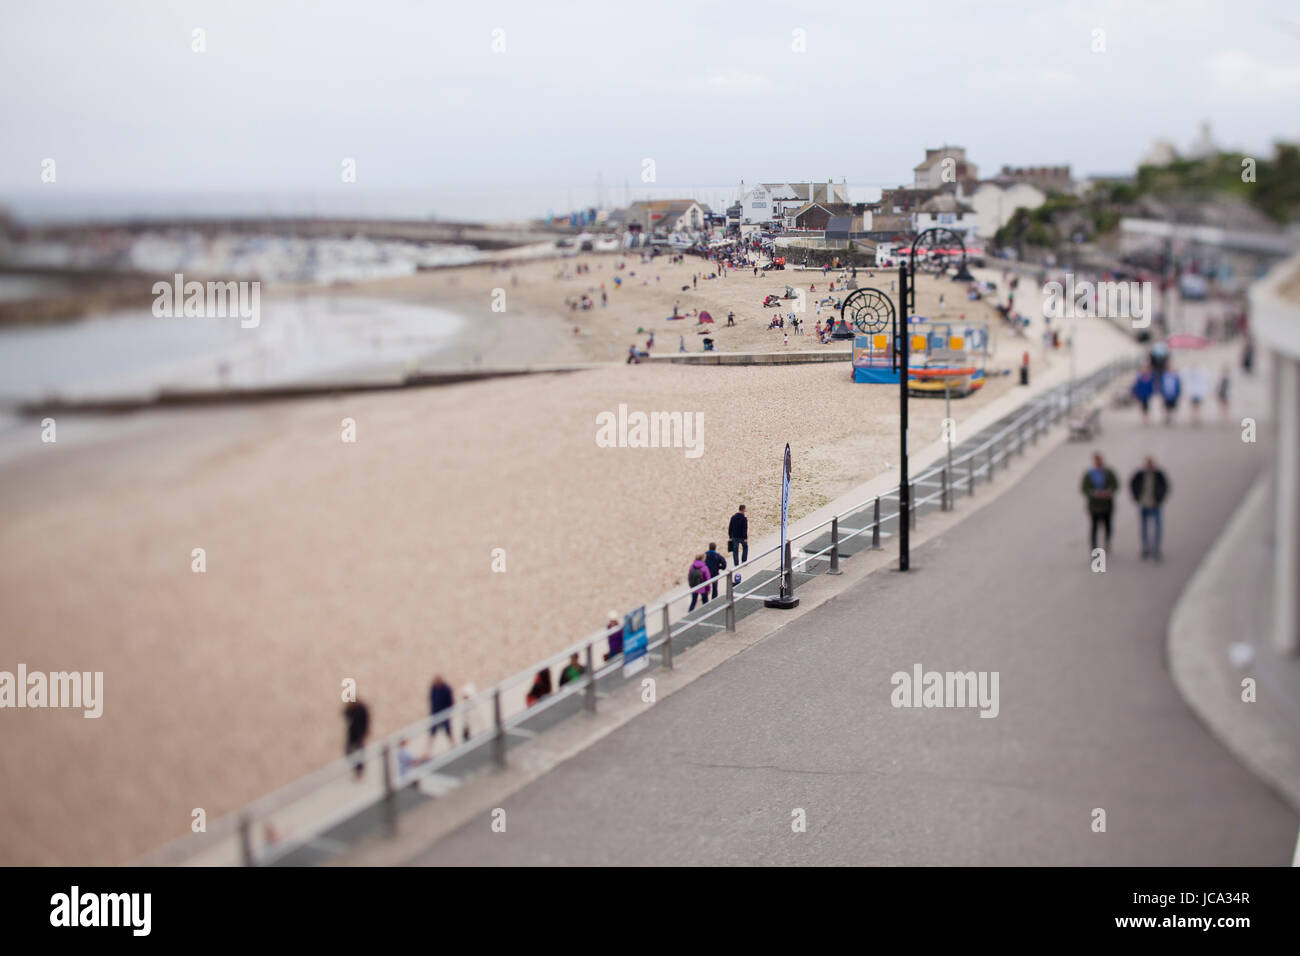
[342, 699, 370, 780]
[704, 542, 728, 599]
[728, 505, 749, 567]
[679, 336, 686, 353]
[429, 675, 454, 749]
[526, 668, 552, 706]
[1080, 452, 1119, 554]
[1242, 338, 1255, 375]
[1217, 365, 1231, 421]
[558, 652, 586, 686]
[396, 737, 429, 780]
[1129, 456, 1170, 561]
[1131, 364, 1156, 422]
[688, 554, 712, 611]
[603, 610, 624, 662]
[1186, 364, 1209, 425]
[1159, 366, 1182, 425]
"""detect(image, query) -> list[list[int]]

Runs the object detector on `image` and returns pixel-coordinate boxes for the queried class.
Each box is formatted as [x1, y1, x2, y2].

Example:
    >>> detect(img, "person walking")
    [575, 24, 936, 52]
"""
[688, 554, 712, 611]
[1131, 364, 1156, 423]
[728, 505, 749, 567]
[1185, 363, 1209, 426]
[428, 675, 454, 749]
[1129, 457, 1170, 561]
[558, 652, 586, 686]
[526, 668, 552, 706]
[1080, 452, 1119, 555]
[1216, 365, 1231, 421]
[1159, 366, 1182, 425]
[342, 699, 370, 780]
[704, 542, 728, 600]
[602, 611, 624, 661]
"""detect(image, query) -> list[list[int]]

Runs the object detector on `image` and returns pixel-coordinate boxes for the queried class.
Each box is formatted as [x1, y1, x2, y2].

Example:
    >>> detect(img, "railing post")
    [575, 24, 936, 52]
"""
[725, 572, 737, 629]
[584, 642, 596, 713]
[941, 466, 950, 512]
[662, 604, 673, 670]
[492, 689, 506, 768]
[381, 742, 397, 836]
[871, 497, 882, 550]
[239, 813, 255, 867]
[828, 516, 842, 574]
[967, 453, 975, 497]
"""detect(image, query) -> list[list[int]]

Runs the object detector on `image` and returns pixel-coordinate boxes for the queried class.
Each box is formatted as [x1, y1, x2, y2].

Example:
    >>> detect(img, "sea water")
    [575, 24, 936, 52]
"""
[0, 294, 465, 404]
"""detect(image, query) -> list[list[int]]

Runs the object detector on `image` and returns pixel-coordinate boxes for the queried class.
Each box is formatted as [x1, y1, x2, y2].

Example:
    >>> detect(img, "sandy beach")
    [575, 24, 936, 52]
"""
[0, 256, 1078, 865]
[323, 250, 1011, 370]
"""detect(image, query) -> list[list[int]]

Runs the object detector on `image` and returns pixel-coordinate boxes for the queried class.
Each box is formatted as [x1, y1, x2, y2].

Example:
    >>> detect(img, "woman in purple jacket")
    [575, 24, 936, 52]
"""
[688, 555, 712, 611]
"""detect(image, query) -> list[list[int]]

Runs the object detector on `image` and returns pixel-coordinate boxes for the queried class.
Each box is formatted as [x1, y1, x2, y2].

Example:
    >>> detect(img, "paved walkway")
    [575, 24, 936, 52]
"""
[407, 405, 1298, 865]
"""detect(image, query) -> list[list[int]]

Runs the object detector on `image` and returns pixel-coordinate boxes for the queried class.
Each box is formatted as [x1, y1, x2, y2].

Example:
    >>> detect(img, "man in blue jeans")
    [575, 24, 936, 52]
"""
[727, 505, 749, 569]
[1129, 456, 1170, 561]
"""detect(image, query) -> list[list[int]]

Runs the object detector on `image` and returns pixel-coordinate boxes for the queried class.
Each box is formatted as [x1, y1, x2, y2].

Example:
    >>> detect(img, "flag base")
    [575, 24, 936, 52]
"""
[763, 595, 800, 609]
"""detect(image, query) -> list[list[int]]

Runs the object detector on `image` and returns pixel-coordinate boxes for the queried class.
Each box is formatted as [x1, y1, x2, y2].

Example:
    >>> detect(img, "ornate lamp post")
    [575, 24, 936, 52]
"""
[895, 227, 968, 571]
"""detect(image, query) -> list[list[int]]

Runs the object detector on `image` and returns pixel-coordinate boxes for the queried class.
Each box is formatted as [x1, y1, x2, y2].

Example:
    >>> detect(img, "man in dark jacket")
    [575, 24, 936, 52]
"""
[1129, 456, 1171, 560]
[728, 505, 749, 568]
[1080, 452, 1119, 553]
[343, 699, 370, 779]
[429, 675, 454, 746]
[704, 542, 728, 599]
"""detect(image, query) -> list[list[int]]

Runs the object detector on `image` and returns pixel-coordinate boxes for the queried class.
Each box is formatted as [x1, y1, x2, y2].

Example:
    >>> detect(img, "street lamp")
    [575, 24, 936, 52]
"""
[898, 227, 968, 571]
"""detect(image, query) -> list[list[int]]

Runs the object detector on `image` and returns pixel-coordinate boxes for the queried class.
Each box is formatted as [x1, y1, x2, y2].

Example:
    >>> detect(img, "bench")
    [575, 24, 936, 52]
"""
[1068, 406, 1102, 441]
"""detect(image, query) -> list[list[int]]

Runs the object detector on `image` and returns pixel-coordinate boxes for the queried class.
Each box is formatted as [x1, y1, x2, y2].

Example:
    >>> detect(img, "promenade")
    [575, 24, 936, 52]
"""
[408, 402, 1298, 865]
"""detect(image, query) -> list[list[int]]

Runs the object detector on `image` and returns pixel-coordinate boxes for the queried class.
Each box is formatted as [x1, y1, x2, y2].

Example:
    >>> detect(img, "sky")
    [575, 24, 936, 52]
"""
[1, 0, 1298, 222]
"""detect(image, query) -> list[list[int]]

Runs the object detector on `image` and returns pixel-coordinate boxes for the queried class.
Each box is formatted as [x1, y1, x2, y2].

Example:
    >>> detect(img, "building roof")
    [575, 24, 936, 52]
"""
[791, 201, 854, 220]
[914, 147, 967, 171]
[919, 194, 974, 215]
[825, 216, 853, 235]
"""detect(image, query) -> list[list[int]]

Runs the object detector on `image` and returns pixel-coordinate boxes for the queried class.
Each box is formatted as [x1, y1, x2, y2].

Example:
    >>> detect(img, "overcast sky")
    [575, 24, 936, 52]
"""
[2, 0, 1298, 220]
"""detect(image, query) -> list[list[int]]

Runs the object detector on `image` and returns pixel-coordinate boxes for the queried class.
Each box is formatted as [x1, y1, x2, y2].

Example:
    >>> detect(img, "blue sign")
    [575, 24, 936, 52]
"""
[622, 606, 648, 678]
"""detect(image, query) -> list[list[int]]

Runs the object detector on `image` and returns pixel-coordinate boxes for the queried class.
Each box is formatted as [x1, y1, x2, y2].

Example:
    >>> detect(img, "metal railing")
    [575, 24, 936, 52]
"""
[138, 356, 1136, 866]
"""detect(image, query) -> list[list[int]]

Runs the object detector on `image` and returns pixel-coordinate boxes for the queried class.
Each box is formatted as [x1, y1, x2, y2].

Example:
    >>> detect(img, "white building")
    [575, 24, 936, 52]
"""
[970, 182, 1047, 240]
[626, 199, 711, 236]
[1249, 255, 1300, 657]
[913, 194, 979, 238]
[738, 180, 849, 227]
[1140, 139, 1178, 168]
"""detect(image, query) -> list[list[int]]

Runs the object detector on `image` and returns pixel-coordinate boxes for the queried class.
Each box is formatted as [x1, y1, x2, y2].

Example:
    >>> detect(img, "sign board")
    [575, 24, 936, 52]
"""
[780, 443, 791, 590]
[622, 606, 648, 678]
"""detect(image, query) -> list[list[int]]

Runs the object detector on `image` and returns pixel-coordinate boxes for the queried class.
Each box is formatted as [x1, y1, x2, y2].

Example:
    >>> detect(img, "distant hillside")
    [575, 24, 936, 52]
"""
[994, 143, 1299, 254]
